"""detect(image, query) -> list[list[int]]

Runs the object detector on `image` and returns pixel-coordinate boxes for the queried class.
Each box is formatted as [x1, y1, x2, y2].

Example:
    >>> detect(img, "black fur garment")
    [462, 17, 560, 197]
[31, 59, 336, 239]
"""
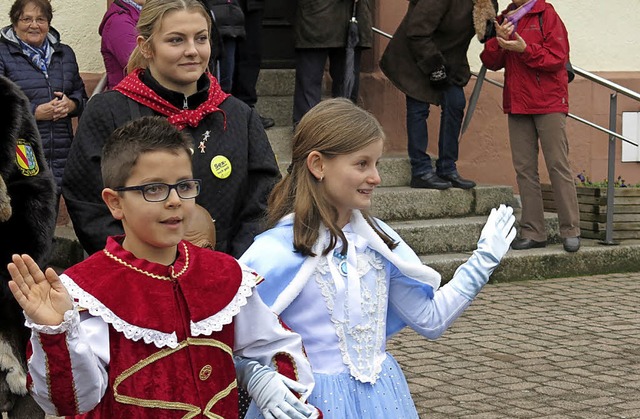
[0, 75, 56, 418]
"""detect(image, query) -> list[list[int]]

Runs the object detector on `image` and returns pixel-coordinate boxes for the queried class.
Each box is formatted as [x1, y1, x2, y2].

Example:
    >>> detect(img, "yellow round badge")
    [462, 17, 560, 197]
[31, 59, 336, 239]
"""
[210, 155, 232, 179]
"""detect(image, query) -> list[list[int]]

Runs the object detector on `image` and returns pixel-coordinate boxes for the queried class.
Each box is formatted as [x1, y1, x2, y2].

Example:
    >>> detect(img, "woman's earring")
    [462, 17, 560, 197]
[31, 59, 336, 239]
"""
[319, 175, 324, 182]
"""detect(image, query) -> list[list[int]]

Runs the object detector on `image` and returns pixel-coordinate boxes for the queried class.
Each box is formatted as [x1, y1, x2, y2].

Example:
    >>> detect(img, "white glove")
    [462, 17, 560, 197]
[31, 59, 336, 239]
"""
[235, 357, 315, 419]
[449, 204, 516, 299]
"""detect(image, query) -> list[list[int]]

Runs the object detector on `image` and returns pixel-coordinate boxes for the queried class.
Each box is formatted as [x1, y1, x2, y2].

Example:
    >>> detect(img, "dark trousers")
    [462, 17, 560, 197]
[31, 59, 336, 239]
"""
[218, 38, 237, 93]
[292, 47, 362, 125]
[232, 7, 264, 106]
[405, 84, 466, 177]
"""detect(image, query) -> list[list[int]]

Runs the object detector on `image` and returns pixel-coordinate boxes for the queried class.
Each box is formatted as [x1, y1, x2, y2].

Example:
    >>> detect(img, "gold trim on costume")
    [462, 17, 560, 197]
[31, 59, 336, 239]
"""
[38, 333, 81, 415]
[39, 334, 57, 416]
[113, 337, 235, 417]
[272, 351, 300, 381]
[171, 243, 190, 279]
[203, 380, 238, 419]
[103, 243, 190, 281]
[253, 273, 264, 285]
[65, 335, 81, 413]
[199, 365, 212, 381]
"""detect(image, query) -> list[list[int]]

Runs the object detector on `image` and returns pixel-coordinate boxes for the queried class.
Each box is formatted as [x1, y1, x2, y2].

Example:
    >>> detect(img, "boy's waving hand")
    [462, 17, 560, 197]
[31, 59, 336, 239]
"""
[7, 254, 73, 326]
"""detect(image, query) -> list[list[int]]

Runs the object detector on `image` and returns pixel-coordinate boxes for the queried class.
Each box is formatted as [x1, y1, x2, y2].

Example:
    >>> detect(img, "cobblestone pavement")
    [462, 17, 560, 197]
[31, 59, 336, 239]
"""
[24, 273, 640, 419]
[388, 273, 640, 419]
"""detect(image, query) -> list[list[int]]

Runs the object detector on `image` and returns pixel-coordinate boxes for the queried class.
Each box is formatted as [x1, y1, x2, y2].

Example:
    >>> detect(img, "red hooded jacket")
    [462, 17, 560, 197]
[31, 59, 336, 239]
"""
[480, 0, 569, 115]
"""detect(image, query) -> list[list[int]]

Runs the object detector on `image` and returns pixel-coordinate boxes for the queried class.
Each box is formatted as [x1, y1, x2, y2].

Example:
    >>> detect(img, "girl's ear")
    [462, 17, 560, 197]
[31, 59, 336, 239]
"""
[102, 188, 125, 221]
[306, 151, 324, 181]
[137, 36, 151, 59]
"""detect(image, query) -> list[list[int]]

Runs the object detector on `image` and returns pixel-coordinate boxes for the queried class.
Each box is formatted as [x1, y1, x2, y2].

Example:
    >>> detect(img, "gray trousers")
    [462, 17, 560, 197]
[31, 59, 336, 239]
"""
[508, 113, 580, 241]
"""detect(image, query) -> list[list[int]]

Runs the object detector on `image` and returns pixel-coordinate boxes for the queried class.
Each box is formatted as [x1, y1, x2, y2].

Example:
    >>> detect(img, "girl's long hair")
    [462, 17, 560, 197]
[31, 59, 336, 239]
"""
[126, 0, 211, 73]
[267, 98, 397, 256]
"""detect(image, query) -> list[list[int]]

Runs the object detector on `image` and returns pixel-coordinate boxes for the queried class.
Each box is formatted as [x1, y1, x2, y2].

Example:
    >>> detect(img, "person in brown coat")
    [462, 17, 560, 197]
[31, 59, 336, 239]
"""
[292, 0, 373, 126]
[380, 0, 497, 190]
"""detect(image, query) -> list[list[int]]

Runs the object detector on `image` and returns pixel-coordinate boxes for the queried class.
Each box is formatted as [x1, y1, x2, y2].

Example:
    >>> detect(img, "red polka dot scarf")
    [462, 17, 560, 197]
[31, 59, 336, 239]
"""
[114, 69, 230, 130]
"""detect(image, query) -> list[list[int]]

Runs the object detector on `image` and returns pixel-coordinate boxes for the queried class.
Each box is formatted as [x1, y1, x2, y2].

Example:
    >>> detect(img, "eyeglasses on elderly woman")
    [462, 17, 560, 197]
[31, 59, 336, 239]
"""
[18, 16, 48, 25]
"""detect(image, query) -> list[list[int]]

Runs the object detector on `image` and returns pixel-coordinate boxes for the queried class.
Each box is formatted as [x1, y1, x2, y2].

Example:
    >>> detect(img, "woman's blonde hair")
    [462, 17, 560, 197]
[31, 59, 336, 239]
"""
[267, 98, 397, 256]
[126, 0, 211, 73]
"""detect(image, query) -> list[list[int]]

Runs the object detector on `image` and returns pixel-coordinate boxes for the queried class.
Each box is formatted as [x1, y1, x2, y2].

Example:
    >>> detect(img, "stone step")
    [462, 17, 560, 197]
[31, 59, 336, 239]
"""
[52, 223, 637, 289]
[256, 69, 295, 97]
[387, 210, 559, 255]
[371, 185, 518, 221]
[266, 126, 293, 166]
[267, 127, 414, 187]
[426, 238, 640, 285]
[256, 95, 294, 127]
[254, 69, 296, 127]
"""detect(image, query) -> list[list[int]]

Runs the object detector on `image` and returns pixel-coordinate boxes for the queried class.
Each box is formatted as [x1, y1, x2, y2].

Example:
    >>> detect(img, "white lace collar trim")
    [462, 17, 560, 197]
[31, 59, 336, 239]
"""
[59, 266, 255, 349]
[270, 210, 441, 315]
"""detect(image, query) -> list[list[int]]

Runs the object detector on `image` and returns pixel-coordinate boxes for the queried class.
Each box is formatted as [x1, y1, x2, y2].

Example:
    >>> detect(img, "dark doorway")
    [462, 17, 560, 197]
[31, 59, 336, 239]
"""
[261, 1, 295, 68]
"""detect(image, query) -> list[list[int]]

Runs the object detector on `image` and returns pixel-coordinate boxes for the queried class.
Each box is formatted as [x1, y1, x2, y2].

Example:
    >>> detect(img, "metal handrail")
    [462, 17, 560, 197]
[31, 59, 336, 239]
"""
[574, 66, 640, 102]
[471, 71, 639, 147]
[90, 73, 107, 99]
[471, 66, 640, 244]
[373, 27, 392, 39]
[373, 25, 640, 245]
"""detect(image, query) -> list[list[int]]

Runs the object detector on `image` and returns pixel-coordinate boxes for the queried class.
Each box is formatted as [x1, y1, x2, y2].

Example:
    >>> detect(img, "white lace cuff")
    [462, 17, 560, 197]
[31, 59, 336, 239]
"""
[26, 308, 78, 335]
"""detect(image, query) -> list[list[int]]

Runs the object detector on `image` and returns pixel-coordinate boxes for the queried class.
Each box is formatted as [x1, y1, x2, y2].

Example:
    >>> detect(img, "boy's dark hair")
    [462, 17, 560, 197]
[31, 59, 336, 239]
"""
[101, 116, 194, 189]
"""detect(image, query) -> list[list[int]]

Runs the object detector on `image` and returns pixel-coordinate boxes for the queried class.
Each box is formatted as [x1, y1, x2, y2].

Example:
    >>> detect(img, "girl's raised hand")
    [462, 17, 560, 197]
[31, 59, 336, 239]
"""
[7, 254, 73, 326]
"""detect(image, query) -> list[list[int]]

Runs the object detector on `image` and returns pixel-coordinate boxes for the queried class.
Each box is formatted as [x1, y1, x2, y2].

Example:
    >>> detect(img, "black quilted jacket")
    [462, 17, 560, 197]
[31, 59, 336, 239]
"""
[62, 72, 281, 258]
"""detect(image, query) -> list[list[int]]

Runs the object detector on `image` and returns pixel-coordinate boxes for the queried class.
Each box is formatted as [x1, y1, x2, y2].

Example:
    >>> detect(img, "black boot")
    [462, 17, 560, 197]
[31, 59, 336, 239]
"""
[439, 172, 476, 189]
[410, 173, 452, 190]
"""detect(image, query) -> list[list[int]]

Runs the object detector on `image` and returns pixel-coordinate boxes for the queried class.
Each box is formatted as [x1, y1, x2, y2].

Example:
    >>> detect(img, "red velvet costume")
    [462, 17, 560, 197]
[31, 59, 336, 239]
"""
[24, 237, 314, 418]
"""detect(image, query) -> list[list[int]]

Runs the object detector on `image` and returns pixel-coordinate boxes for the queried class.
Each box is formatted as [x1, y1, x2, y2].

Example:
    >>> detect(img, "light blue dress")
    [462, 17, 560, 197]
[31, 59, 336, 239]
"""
[241, 211, 473, 418]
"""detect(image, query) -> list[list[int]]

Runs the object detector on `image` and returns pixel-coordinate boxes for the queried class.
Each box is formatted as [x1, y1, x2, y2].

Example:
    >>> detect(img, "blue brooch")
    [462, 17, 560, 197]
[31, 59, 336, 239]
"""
[333, 251, 348, 277]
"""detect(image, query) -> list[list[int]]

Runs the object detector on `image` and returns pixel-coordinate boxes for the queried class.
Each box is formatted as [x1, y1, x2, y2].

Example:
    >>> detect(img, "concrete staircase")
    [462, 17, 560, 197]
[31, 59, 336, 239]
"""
[252, 69, 640, 284]
[52, 69, 640, 282]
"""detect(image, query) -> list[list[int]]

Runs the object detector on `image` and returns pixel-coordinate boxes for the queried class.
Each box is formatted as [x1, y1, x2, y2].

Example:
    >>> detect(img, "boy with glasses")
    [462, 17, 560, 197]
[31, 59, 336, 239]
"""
[6, 116, 319, 418]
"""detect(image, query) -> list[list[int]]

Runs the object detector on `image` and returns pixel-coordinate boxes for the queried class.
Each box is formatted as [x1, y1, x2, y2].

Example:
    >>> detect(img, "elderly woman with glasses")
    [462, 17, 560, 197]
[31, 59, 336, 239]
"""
[0, 0, 88, 206]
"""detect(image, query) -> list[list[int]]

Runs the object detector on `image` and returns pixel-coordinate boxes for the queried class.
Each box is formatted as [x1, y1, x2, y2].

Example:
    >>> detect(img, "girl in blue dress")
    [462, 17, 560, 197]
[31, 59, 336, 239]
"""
[241, 98, 516, 418]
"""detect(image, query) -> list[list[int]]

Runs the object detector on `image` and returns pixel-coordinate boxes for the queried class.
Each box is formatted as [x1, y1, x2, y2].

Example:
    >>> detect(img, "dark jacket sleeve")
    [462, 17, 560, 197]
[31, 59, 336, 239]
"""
[229, 107, 281, 257]
[61, 93, 124, 255]
[405, 0, 448, 76]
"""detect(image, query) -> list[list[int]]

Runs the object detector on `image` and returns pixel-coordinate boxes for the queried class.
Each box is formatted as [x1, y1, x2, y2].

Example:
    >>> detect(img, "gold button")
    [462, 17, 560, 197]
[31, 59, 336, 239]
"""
[199, 365, 212, 381]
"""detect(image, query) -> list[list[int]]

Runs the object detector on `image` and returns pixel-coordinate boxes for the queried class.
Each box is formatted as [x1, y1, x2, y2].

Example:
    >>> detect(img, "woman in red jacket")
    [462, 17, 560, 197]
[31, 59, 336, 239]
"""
[480, 0, 580, 252]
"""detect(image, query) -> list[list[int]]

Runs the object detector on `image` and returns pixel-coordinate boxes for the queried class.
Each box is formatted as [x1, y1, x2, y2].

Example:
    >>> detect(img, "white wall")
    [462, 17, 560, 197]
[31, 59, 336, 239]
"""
[1, 0, 639, 73]
[467, 0, 640, 72]
[0, 0, 105, 73]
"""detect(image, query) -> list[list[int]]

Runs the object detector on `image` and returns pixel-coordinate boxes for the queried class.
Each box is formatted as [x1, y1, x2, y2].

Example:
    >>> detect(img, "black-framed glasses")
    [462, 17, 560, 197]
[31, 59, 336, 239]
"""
[114, 179, 201, 202]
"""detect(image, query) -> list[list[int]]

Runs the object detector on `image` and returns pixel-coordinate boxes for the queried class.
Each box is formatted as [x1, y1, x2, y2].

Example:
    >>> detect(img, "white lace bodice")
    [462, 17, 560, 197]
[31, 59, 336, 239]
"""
[281, 239, 390, 384]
